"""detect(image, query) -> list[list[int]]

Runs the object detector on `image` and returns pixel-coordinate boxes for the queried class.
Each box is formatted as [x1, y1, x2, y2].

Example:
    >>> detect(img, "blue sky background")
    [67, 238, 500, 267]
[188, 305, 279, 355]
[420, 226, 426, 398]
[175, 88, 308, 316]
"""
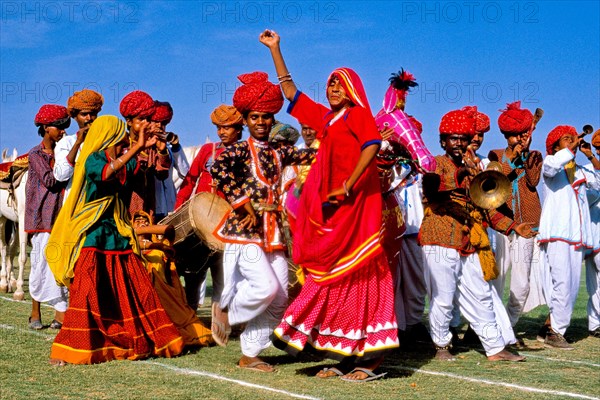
[1, 1, 599, 159]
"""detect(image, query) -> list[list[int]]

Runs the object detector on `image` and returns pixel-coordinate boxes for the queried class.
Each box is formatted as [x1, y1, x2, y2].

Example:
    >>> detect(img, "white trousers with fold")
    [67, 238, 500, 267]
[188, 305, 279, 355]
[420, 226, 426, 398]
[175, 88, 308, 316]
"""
[29, 232, 68, 312]
[585, 252, 600, 332]
[540, 241, 583, 335]
[423, 245, 515, 356]
[220, 243, 288, 357]
[492, 233, 544, 326]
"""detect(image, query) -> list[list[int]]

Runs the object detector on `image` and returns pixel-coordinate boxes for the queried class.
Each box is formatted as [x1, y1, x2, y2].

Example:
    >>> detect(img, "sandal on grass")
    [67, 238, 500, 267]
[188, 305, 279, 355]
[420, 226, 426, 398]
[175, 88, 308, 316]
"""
[316, 367, 345, 379]
[236, 360, 274, 373]
[340, 367, 387, 383]
[49, 320, 62, 330]
[28, 317, 43, 330]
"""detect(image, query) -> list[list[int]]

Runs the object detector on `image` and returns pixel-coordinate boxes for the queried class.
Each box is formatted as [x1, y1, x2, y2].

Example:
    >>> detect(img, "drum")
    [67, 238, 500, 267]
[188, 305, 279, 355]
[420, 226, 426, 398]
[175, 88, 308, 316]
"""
[159, 192, 231, 276]
[159, 192, 232, 251]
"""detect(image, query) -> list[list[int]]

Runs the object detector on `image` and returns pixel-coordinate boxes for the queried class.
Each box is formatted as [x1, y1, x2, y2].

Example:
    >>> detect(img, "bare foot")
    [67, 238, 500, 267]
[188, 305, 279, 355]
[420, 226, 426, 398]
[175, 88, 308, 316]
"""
[487, 349, 526, 362]
[237, 355, 274, 372]
[435, 348, 456, 361]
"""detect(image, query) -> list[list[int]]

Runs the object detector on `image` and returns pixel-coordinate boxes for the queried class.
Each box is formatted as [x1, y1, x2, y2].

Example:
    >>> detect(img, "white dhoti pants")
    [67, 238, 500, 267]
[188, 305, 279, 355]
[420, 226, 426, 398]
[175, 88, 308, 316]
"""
[492, 233, 543, 326]
[29, 232, 68, 312]
[220, 243, 288, 357]
[423, 245, 514, 356]
[395, 235, 426, 329]
[540, 241, 583, 335]
[585, 252, 600, 332]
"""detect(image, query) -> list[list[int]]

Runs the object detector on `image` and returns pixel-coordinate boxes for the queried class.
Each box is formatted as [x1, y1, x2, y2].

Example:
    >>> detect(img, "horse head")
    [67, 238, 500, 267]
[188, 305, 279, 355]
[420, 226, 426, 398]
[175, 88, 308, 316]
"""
[374, 71, 436, 173]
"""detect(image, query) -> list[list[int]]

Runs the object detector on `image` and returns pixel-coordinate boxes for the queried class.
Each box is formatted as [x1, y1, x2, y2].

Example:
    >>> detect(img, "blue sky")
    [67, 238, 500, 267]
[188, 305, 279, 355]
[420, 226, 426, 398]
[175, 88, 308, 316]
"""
[1, 1, 599, 158]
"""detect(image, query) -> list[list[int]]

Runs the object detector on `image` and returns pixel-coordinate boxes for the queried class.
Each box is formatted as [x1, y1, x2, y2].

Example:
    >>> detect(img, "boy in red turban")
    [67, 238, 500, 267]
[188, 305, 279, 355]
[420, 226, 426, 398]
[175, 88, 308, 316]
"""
[537, 125, 600, 349]
[27, 105, 70, 330]
[420, 107, 534, 362]
[485, 101, 544, 337]
[119, 91, 171, 217]
[209, 71, 316, 372]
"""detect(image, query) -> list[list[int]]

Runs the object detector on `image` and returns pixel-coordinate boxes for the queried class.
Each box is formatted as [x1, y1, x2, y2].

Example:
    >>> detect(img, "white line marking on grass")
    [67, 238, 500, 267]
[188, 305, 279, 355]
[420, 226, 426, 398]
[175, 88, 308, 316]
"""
[390, 366, 600, 400]
[146, 361, 322, 400]
[0, 296, 52, 308]
[0, 323, 55, 339]
[521, 352, 600, 368]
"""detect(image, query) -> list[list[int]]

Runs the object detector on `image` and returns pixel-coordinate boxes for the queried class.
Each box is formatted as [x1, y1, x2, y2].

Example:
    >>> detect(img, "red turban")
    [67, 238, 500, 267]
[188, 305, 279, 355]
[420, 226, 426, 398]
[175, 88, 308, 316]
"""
[34, 104, 70, 127]
[439, 107, 477, 136]
[407, 115, 423, 134]
[119, 90, 155, 119]
[461, 106, 490, 134]
[67, 89, 104, 117]
[498, 101, 533, 135]
[210, 104, 243, 126]
[232, 72, 283, 115]
[151, 101, 173, 124]
[546, 125, 577, 155]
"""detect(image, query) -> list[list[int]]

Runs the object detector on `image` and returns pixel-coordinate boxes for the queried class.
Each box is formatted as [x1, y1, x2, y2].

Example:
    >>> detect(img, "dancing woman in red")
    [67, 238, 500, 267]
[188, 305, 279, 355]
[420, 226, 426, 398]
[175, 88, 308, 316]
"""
[47, 115, 183, 365]
[260, 30, 398, 382]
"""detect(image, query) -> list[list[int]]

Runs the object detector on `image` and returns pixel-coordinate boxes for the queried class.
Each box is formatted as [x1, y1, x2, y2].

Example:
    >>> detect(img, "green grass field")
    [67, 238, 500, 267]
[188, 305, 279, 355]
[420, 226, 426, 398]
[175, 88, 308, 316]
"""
[1, 262, 599, 400]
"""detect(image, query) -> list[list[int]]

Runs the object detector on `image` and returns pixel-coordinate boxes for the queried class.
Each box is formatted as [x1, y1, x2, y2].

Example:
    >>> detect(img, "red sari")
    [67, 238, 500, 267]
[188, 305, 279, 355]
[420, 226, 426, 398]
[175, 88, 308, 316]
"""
[273, 70, 399, 361]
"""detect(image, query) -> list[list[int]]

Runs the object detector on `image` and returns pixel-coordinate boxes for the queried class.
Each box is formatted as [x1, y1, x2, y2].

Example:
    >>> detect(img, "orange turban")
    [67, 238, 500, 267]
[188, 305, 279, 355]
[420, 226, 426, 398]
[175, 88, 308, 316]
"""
[119, 90, 155, 119]
[546, 125, 577, 155]
[591, 129, 600, 147]
[34, 104, 70, 127]
[439, 107, 477, 136]
[67, 89, 104, 117]
[498, 101, 533, 135]
[151, 101, 173, 124]
[232, 72, 283, 115]
[210, 104, 243, 126]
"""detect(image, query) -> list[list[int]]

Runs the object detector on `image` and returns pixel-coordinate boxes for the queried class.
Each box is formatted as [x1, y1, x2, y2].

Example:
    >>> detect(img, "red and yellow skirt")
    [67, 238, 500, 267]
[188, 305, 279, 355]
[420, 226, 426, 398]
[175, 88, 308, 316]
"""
[50, 248, 184, 364]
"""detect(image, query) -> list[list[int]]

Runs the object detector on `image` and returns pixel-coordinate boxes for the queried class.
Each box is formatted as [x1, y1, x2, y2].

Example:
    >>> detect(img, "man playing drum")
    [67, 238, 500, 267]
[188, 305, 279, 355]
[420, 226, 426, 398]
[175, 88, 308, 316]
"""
[209, 72, 315, 372]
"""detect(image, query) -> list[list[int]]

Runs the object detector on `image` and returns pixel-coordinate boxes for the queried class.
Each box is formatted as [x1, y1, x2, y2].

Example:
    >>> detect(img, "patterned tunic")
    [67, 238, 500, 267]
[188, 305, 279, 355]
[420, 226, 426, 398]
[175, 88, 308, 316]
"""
[25, 143, 67, 232]
[419, 154, 515, 254]
[210, 137, 315, 252]
[488, 149, 542, 227]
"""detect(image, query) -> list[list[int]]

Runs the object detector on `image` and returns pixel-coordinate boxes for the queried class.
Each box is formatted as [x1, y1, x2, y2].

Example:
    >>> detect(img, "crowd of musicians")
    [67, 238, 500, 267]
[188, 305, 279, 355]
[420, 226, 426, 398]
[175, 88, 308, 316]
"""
[17, 30, 599, 380]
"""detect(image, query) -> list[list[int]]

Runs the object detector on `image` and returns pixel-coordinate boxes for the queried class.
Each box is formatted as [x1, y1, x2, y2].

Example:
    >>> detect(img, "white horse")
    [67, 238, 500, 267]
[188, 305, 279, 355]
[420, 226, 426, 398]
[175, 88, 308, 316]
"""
[0, 148, 28, 300]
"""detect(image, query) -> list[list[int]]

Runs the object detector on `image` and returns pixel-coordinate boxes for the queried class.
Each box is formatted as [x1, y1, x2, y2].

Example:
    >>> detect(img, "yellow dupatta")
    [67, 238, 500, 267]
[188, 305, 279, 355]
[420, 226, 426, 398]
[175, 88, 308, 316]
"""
[46, 115, 141, 287]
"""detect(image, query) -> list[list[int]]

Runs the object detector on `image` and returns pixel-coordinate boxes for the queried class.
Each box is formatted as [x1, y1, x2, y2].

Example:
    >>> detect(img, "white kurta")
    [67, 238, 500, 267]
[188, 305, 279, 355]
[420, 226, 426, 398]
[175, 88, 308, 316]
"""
[582, 162, 600, 331]
[538, 149, 600, 335]
[53, 134, 77, 202]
